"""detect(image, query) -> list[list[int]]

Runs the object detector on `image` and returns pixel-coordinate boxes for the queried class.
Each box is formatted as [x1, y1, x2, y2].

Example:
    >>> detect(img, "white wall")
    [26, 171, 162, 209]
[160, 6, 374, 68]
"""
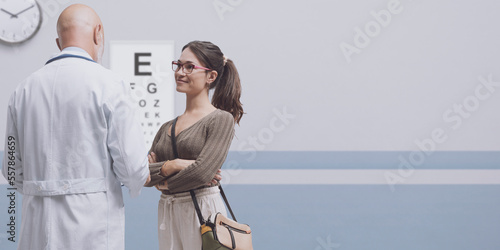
[1, 0, 499, 152]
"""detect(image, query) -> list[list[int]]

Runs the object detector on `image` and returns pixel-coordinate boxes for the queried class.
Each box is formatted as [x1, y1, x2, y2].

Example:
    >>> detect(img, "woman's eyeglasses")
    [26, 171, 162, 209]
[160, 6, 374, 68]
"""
[172, 61, 212, 74]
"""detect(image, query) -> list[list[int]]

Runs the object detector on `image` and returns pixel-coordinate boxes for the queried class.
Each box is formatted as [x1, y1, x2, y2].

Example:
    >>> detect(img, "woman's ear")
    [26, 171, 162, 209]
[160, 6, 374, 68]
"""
[207, 70, 218, 84]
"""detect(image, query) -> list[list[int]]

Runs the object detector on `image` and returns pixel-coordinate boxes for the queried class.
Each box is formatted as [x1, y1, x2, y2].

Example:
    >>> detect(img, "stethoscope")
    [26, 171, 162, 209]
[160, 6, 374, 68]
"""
[45, 54, 96, 65]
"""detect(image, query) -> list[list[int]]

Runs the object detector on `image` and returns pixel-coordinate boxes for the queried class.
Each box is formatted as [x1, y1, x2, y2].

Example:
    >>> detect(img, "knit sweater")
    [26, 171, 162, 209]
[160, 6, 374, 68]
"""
[146, 109, 235, 194]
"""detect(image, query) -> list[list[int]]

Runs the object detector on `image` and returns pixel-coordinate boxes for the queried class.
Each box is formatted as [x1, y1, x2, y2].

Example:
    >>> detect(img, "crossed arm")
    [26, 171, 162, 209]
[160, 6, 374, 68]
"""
[146, 152, 222, 189]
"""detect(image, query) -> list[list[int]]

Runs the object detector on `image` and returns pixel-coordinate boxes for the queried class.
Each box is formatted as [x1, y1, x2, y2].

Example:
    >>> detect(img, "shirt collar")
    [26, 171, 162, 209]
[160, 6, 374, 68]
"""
[62, 47, 88, 54]
[59, 47, 93, 60]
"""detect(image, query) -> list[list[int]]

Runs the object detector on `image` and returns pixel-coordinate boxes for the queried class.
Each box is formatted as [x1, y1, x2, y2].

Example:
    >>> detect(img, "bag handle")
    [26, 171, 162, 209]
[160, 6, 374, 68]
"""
[170, 117, 179, 159]
[170, 117, 238, 224]
[190, 190, 206, 224]
[190, 187, 238, 224]
[219, 186, 237, 221]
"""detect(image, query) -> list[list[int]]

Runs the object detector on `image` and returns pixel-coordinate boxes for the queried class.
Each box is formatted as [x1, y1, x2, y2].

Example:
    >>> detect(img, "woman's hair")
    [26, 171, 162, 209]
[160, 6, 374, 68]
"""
[182, 41, 244, 124]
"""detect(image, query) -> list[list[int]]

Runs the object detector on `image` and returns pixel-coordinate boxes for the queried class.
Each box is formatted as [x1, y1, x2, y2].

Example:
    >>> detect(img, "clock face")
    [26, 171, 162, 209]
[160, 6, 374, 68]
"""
[0, 0, 42, 44]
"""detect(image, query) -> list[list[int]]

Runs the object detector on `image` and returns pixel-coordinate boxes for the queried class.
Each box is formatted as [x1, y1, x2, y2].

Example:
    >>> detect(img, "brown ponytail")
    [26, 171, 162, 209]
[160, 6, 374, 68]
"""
[182, 41, 244, 124]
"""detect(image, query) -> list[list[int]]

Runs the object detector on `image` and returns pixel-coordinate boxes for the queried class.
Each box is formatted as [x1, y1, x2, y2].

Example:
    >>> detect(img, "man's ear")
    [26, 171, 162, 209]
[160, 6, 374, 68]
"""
[56, 38, 62, 51]
[207, 70, 218, 84]
[93, 24, 102, 45]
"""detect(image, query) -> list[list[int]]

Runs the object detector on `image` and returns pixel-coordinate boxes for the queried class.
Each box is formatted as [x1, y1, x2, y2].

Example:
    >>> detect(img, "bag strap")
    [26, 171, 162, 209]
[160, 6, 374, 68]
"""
[219, 186, 237, 222]
[170, 117, 179, 158]
[190, 186, 238, 224]
[190, 190, 206, 225]
[171, 117, 238, 224]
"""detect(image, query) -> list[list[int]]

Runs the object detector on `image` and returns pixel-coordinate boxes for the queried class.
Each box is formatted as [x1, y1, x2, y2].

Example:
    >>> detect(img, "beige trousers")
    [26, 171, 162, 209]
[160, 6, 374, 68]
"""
[158, 186, 227, 250]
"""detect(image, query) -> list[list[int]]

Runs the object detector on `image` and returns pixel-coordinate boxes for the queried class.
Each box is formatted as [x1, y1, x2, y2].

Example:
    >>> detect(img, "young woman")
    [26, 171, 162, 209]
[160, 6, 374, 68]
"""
[146, 40, 243, 249]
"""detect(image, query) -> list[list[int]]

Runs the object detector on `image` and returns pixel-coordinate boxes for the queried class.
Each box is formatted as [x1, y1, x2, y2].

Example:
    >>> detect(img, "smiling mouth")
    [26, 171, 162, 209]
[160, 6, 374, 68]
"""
[176, 79, 188, 84]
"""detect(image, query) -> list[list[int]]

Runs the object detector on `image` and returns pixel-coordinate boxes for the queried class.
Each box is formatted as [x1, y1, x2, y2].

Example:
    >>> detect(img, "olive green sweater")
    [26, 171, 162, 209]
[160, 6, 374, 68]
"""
[146, 109, 235, 194]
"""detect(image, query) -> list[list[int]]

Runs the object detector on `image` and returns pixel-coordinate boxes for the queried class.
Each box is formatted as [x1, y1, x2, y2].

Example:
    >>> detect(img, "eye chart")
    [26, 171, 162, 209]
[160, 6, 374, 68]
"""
[110, 41, 175, 148]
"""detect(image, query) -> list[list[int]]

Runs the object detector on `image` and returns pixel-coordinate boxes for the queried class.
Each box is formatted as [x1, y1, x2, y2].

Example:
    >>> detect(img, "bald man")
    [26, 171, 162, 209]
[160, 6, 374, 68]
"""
[2, 4, 150, 250]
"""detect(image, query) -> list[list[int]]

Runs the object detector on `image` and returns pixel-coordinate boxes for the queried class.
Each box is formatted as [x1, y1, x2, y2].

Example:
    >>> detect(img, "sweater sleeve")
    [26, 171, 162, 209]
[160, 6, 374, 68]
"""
[166, 112, 235, 193]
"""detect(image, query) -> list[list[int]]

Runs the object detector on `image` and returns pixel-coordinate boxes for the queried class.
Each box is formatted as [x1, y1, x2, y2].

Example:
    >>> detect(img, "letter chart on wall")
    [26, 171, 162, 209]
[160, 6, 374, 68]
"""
[110, 41, 175, 148]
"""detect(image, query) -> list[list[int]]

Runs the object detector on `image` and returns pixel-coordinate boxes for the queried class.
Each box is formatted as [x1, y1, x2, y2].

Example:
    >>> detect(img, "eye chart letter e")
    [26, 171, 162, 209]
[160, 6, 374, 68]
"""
[110, 41, 175, 148]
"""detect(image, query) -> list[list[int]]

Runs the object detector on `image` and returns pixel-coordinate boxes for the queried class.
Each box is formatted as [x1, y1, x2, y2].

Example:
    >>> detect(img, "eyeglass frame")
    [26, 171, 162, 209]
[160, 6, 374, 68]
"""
[172, 61, 213, 74]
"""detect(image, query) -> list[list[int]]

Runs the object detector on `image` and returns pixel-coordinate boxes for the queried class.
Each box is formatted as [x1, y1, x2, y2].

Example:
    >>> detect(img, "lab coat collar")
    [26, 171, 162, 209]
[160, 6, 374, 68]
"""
[46, 47, 96, 65]
[50, 46, 94, 61]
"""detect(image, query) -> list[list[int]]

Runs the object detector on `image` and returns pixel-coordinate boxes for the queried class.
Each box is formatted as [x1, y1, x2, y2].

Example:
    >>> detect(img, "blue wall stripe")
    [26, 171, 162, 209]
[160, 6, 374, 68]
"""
[2, 151, 500, 171]
[223, 151, 500, 170]
[2, 184, 500, 250]
[1, 150, 500, 249]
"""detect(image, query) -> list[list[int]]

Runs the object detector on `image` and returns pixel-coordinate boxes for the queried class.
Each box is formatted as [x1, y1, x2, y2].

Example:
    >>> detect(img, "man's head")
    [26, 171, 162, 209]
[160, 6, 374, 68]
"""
[56, 4, 104, 63]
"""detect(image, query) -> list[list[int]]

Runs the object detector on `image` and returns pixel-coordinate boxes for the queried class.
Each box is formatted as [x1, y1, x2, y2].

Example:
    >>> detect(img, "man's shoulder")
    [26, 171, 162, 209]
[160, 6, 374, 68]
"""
[12, 67, 45, 93]
[83, 62, 124, 82]
[41, 58, 124, 81]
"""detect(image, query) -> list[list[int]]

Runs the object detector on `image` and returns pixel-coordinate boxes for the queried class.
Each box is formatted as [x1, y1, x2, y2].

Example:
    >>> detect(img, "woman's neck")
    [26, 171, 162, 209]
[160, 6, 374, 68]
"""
[185, 91, 215, 115]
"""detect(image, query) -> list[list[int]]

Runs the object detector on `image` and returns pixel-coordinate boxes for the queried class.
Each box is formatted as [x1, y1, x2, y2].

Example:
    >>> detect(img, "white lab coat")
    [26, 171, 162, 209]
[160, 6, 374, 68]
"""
[1, 48, 150, 250]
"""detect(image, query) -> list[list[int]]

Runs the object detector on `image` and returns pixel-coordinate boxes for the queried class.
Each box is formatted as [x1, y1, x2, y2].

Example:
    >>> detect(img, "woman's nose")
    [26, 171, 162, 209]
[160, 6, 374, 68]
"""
[175, 69, 186, 77]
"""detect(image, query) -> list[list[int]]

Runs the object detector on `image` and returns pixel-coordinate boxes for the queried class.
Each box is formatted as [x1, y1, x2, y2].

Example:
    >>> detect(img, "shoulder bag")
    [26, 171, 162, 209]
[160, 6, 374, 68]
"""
[171, 117, 253, 250]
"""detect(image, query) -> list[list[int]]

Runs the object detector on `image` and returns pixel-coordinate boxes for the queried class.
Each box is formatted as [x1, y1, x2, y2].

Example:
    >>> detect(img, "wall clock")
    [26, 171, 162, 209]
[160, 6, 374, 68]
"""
[0, 0, 42, 44]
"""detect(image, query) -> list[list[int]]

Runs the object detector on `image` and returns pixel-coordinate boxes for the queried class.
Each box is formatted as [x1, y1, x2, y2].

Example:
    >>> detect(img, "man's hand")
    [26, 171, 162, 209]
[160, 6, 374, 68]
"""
[155, 180, 168, 190]
[144, 152, 155, 186]
[144, 175, 151, 186]
[148, 152, 157, 163]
